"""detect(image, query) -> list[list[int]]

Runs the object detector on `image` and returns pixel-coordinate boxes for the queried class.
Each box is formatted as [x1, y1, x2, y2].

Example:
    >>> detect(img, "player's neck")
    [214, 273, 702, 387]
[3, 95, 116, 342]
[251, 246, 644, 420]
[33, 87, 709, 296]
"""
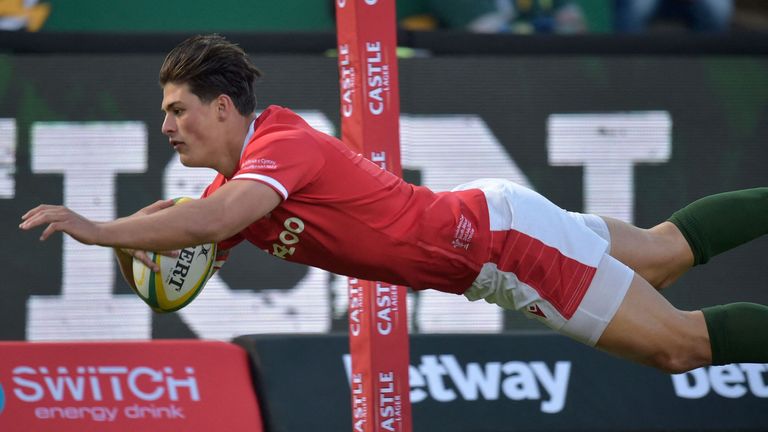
[218, 113, 257, 178]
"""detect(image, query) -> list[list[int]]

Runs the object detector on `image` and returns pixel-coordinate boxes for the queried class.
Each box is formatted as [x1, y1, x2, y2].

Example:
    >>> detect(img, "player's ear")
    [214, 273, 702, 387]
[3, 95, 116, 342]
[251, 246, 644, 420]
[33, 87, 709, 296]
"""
[215, 94, 231, 120]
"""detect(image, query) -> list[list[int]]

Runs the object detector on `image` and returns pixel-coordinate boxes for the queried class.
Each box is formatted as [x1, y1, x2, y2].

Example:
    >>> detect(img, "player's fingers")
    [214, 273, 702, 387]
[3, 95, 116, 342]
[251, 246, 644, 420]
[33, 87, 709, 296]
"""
[154, 199, 175, 209]
[23, 209, 76, 238]
[39, 222, 61, 241]
[21, 205, 46, 220]
[21, 204, 58, 221]
[140, 199, 175, 215]
[134, 250, 160, 272]
[19, 207, 64, 230]
[19, 211, 50, 230]
[126, 249, 159, 269]
[20, 206, 45, 222]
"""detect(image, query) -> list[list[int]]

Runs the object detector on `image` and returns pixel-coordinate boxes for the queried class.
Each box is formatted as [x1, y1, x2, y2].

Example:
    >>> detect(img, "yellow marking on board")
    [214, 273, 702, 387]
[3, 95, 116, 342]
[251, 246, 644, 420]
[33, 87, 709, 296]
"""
[0, 0, 51, 32]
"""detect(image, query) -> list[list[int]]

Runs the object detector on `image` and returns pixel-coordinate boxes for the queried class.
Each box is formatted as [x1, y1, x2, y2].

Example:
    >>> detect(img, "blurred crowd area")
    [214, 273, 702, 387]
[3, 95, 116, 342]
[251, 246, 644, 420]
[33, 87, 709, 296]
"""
[1, 0, 768, 33]
[397, 0, 768, 34]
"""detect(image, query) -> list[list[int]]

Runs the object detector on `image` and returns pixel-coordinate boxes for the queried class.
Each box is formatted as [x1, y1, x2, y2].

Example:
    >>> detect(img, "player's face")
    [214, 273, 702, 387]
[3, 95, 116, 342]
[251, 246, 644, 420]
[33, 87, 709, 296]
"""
[161, 82, 222, 168]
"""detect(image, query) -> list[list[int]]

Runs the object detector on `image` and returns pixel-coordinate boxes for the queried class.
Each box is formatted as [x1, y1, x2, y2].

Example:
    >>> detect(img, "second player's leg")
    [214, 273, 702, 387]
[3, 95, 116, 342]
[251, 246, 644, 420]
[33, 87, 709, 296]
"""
[595, 272, 711, 373]
[602, 217, 693, 289]
[599, 188, 768, 289]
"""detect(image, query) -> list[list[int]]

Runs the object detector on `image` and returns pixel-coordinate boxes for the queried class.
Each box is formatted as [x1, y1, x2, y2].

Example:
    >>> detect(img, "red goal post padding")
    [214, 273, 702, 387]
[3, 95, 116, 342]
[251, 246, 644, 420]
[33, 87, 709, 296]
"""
[335, 1, 412, 432]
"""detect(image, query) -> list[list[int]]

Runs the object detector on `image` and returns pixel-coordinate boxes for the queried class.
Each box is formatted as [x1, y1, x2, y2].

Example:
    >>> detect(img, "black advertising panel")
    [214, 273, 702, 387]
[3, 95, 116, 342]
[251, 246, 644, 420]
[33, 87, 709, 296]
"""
[234, 333, 768, 431]
[0, 50, 767, 340]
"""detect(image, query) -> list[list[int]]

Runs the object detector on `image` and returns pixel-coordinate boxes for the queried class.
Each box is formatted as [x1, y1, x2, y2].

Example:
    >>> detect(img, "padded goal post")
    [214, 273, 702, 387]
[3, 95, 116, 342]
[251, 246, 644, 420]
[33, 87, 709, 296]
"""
[335, 1, 413, 431]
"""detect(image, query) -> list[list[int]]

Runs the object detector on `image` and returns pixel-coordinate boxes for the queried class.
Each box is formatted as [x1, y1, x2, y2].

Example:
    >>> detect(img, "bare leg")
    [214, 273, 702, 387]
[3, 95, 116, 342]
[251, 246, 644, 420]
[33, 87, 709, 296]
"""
[602, 217, 694, 289]
[596, 273, 710, 373]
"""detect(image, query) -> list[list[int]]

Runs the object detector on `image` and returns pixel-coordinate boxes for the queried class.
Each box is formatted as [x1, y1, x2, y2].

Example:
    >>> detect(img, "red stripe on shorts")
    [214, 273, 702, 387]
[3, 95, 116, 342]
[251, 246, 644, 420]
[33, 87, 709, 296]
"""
[490, 230, 597, 319]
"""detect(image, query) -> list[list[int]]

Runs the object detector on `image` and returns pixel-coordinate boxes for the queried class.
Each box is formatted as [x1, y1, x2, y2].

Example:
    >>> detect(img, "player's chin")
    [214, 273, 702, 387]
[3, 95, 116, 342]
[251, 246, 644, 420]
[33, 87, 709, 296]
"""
[178, 152, 203, 167]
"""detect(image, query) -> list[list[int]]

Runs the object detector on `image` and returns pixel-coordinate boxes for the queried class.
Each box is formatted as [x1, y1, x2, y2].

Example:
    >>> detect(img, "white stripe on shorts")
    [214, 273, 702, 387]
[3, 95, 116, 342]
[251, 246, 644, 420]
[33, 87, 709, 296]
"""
[559, 254, 633, 345]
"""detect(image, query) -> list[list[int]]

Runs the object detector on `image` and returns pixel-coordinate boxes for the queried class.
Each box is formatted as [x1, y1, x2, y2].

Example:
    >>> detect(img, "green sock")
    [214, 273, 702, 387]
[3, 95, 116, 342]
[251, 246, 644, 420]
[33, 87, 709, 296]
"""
[668, 188, 768, 265]
[702, 303, 768, 365]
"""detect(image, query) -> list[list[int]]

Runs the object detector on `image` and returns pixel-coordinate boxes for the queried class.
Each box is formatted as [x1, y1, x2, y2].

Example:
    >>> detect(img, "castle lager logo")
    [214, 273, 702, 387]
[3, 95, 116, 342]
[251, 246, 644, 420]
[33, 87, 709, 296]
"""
[339, 43, 355, 118]
[365, 41, 388, 116]
[375, 282, 398, 336]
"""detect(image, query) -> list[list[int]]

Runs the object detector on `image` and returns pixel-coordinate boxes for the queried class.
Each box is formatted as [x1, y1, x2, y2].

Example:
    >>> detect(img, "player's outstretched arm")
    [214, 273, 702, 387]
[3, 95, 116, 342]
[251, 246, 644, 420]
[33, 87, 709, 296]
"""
[19, 179, 281, 252]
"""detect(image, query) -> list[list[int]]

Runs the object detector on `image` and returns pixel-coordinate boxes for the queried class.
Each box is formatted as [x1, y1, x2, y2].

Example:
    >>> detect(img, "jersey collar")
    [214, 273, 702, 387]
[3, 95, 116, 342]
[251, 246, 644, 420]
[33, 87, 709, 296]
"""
[240, 118, 256, 160]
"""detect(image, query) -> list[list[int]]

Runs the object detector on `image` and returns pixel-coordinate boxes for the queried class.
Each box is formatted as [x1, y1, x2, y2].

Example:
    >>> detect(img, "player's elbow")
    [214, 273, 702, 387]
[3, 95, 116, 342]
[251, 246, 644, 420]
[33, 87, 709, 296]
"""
[193, 189, 267, 243]
[210, 225, 236, 243]
[648, 352, 698, 374]
[190, 221, 225, 244]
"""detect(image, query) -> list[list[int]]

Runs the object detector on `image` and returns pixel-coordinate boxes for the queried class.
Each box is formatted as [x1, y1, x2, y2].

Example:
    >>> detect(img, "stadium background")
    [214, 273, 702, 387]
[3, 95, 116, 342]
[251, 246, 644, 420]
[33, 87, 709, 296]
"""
[1, 1, 767, 431]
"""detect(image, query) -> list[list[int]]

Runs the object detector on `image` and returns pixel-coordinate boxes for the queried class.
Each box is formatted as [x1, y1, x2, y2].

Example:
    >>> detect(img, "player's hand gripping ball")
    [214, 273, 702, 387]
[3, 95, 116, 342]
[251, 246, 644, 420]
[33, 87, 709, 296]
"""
[131, 197, 217, 312]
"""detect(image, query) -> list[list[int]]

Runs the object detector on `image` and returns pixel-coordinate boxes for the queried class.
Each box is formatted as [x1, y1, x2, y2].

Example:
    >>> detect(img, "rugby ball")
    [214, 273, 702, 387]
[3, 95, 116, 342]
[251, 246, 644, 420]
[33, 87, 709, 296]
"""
[130, 197, 217, 312]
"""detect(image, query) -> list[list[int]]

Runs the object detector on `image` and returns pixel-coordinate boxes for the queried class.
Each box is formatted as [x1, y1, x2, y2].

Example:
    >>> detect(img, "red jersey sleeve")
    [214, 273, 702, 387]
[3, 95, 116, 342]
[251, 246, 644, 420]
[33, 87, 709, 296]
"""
[231, 125, 325, 200]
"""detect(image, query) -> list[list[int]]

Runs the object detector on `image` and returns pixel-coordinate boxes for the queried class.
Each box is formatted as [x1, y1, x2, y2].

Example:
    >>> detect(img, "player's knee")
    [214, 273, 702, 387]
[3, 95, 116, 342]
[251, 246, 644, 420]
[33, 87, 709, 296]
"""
[632, 255, 680, 291]
[645, 266, 683, 290]
[648, 349, 698, 374]
[646, 330, 709, 373]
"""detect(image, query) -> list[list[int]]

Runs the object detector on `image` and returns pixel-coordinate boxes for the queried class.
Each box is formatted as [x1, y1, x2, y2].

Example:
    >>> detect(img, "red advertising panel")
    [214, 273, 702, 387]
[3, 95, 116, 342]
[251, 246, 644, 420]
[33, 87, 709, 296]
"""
[0, 340, 262, 432]
[336, 1, 412, 432]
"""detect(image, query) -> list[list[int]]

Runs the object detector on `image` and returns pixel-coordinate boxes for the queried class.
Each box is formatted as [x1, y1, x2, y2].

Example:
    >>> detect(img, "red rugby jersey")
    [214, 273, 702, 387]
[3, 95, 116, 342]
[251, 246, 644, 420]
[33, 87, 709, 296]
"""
[202, 106, 490, 294]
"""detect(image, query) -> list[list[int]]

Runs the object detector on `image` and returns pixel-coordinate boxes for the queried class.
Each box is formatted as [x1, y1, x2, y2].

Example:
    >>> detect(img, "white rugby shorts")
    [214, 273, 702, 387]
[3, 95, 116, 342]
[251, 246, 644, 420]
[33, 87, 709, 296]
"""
[455, 179, 634, 346]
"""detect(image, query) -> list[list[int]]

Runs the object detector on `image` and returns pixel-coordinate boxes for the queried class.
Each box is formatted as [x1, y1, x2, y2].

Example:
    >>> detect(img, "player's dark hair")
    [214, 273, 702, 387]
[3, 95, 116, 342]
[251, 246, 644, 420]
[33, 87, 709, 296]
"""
[159, 34, 261, 115]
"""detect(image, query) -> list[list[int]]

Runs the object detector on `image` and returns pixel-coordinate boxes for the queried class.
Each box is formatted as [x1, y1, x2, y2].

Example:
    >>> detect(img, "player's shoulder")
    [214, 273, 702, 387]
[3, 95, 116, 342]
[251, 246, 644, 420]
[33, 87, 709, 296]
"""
[255, 105, 311, 132]
[250, 105, 328, 151]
